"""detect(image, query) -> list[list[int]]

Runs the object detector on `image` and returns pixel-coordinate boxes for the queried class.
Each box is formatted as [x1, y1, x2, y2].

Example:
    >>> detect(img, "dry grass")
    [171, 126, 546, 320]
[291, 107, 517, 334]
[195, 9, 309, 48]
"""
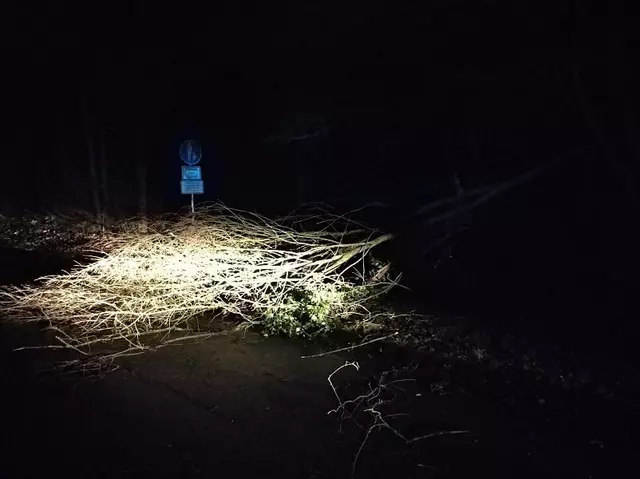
[0, 204, 398, 355]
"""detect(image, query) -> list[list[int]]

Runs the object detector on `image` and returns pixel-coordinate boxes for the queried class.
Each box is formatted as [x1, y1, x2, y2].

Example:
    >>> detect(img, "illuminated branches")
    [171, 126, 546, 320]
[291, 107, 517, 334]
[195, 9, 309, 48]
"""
[0, 205, 397, 354]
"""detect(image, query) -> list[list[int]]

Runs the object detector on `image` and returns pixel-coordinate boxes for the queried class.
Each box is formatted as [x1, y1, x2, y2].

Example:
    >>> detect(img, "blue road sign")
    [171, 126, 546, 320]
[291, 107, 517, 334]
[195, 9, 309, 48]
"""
[181, 180, 204, 194]
[179, 140, 202, 166]
[182, 165, 202, 180]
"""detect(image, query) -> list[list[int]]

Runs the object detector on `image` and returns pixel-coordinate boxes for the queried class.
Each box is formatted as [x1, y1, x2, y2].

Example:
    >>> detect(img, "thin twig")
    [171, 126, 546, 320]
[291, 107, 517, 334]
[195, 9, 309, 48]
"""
[301, 332, 398, 359]
[326, 361, 469, 479]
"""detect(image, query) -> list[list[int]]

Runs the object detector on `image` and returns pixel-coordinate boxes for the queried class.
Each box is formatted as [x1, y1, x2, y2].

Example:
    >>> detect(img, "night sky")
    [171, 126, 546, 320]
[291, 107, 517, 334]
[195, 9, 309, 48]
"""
[3, 2, 639, 350]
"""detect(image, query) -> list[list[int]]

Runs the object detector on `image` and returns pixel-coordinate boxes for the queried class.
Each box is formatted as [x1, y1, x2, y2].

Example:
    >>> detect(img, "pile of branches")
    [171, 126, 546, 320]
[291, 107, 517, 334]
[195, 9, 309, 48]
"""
[0, 205, 397, 354]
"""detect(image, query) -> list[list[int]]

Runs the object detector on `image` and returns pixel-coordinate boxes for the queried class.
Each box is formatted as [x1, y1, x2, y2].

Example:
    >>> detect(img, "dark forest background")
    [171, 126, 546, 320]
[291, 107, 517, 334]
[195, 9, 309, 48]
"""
[2, 1, 639, 357]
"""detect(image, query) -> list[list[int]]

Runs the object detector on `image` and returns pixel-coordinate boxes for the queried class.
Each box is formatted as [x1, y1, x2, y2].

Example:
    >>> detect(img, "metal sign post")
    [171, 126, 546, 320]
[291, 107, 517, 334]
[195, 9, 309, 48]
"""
[179, 140, 203, 213]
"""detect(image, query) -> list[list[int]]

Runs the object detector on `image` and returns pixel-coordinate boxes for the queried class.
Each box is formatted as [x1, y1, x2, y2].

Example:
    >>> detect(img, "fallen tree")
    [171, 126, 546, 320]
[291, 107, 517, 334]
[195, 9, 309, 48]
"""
[0, 204, 398, 358]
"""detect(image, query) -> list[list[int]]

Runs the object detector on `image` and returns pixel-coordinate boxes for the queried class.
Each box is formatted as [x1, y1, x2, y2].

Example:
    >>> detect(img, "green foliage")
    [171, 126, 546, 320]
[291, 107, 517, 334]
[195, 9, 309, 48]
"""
[259, 254, 395, 339]
[261, 284, 347, 338]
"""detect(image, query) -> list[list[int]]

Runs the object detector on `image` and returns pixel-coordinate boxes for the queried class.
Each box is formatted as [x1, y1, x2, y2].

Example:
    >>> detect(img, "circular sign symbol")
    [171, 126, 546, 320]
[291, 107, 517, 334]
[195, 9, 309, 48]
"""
[179, 140, 202, 166]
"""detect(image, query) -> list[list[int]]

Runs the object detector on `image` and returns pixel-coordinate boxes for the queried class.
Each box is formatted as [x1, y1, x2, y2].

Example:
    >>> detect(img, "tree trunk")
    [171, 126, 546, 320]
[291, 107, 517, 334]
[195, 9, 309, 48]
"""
[87, 132, 104, 229]
[136, 136, 148, 233]
[570, 4, 639, 206]
[99, 129, 110, 226]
